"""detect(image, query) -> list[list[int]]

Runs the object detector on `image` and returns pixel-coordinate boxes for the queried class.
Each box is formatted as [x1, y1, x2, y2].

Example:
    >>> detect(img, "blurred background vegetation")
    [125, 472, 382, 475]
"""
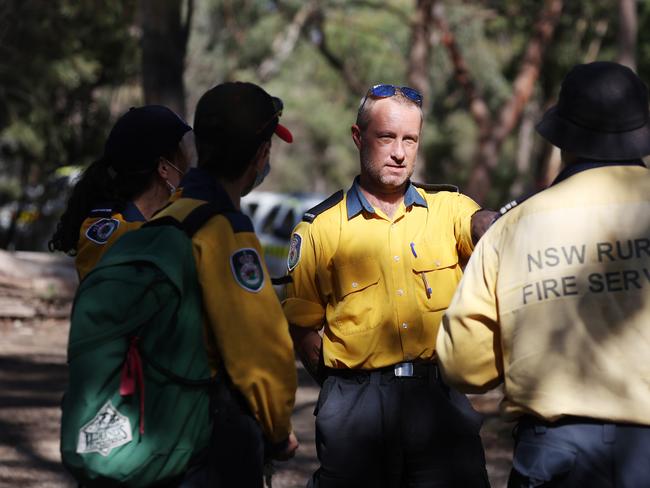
[0, 0, 647, 250]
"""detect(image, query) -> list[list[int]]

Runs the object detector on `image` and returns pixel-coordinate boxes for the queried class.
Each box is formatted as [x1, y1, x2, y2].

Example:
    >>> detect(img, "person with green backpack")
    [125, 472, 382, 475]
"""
[61, 82, 299, 488]
[161, 81, 300, 486]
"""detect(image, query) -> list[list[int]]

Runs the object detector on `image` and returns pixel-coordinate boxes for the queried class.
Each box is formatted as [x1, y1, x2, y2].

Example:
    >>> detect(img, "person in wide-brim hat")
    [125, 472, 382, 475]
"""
[536, 60, 650, 160]
[437, 60, 650, 488]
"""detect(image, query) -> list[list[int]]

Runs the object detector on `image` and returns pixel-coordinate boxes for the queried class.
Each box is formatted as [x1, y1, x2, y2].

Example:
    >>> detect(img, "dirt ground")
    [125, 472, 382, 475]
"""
[0, 249, 514, 487]
[0, 315, 514, 488]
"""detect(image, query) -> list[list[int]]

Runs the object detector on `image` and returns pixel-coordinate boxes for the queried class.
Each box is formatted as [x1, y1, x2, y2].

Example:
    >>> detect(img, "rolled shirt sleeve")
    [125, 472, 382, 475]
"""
[283, 221, 327, 329]
[453, 193, 481, 261]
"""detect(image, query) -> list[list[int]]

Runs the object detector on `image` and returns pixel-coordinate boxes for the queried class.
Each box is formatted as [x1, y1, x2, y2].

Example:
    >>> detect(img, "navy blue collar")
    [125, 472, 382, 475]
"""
[121, 201, 146, 222]
[552, 159, 646, 186]
[179, 168, 236, 210]
[346, 177, 427, 219]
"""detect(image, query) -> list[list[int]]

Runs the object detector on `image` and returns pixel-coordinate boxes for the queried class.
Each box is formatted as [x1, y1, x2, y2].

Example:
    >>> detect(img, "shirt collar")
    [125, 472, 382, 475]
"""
[346, 177, 427, 220]
[552, 159, 646, 186]
[178, 167, 236, 210]
[122, 201, 146, 222]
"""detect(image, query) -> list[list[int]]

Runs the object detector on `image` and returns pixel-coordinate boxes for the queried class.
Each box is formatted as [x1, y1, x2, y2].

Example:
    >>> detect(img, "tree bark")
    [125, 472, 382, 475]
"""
[407, 0, 435, 112]
[616, 0, 637, 71]
[460, 0, 563, 204]
[308, 9, 367, 95]
[139, 0, 193, 117]
[407, 0, 435, 182]
[258, 2, 319, 82]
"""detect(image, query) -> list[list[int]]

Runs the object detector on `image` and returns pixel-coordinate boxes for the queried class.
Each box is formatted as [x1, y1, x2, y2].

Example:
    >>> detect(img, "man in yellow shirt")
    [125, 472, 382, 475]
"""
[284, 84, 495, 487]
[437, 62, 650, 487]
[154, 82, 298, 487]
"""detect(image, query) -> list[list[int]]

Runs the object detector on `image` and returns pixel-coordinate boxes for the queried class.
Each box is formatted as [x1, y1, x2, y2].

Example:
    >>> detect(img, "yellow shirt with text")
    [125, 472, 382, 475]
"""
[437, 164, 650, 425]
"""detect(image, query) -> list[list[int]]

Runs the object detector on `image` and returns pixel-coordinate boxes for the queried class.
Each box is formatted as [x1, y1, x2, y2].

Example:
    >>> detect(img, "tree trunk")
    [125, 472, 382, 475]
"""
[464, 0, 563, 204]
[616, 0, 637, 71]
[407, 0, 435, 182]
[139, 0, 192, 117]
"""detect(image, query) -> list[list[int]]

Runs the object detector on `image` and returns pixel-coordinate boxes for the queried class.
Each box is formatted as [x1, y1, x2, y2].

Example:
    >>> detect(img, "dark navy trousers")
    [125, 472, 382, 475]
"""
[309, 367, 490, 488]
[509, 416, 650, 488]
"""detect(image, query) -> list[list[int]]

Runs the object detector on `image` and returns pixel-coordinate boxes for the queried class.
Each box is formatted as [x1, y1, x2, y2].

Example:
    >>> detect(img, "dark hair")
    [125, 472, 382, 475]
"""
[49, 105, 191, 254]
[48, 145, 181, 255]
[196, 136, 266, 182]
[193, 82, 288, 181]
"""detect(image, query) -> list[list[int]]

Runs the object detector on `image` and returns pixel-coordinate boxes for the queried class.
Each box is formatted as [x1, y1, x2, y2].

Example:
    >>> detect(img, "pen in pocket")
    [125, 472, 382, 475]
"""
[420, 272, 432, 299]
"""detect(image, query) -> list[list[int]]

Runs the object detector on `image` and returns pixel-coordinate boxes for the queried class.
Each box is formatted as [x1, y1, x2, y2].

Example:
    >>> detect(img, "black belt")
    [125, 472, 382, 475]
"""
[325, 361, 439, 381]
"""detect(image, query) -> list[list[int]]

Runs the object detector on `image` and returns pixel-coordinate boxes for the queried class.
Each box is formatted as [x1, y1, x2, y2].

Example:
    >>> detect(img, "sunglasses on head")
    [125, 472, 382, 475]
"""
[358, 84, 423, 114]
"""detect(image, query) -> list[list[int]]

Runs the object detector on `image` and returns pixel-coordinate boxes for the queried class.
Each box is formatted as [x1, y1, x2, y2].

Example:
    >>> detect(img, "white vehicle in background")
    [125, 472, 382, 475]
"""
[241, 191, 325, 280]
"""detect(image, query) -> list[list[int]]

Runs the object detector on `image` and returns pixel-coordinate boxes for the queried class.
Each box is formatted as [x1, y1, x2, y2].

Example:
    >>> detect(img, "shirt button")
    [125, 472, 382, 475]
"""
[393, 255, 400, 262]
[351, 282, 358, 288]
[435, 260, 441, 267]
[401, 322, 408, 329]
[396, 289, 404, 296]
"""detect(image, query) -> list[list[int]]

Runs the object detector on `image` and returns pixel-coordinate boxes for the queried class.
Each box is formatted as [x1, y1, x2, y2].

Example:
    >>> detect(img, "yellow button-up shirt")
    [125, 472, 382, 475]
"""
[154, 169, 297, 443]
[76, 202, 145, 280]
[437, 163, 650, 425]
[284, 178, 479, 370]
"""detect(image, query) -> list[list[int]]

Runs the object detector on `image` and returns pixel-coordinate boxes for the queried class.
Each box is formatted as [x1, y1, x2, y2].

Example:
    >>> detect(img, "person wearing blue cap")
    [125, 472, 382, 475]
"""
[49, 105, 195, 279]
[437, 61, 650, 487]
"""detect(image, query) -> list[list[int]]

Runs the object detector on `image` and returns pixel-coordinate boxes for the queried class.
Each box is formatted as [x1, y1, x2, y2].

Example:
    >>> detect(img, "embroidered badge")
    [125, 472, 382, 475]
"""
[287, 233, 302, 271]
[230, 248, 265, 292]
[85, 218, 120, 245]
[77, 400, 132, 456]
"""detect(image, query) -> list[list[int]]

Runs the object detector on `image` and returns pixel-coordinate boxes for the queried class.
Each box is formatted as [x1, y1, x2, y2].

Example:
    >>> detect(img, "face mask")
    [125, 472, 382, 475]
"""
[163, 160, 185, 195]
[242, 158, 270, 197]
[252, 158, 270, 190]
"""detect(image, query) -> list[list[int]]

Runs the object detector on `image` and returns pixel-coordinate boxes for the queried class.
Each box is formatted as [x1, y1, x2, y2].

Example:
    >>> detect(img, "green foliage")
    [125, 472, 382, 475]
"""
[0, 0, 138, 176]
[7, 0, 650, 247]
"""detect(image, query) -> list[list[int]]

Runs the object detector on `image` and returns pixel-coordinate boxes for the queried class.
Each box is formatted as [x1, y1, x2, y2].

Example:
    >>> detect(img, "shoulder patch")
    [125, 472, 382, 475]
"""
[85, 218, 120, 245]
[302, 190, 344, 223]
[230, 248, 265, 292]
[287, 233, 302, 271]
[413, 182, 459, 193]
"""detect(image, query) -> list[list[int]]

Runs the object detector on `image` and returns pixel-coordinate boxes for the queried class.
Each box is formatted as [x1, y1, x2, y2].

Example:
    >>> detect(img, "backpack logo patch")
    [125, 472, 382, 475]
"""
[77, 400, 132, 456]
[287, 233, 302, 271]
[86, 218, 120, 245]
[231, 248, 264, 292]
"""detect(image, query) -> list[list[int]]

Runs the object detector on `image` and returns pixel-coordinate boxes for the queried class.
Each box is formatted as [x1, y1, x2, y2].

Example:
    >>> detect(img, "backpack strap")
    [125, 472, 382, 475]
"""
[139, 346, 216, 387]
[180, 203, 222, 237]
[145, 203, 252, 237]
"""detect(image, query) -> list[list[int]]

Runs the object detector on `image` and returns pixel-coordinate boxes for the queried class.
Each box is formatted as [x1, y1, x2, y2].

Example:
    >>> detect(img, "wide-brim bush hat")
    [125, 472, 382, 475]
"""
[536, 61, 650, 160]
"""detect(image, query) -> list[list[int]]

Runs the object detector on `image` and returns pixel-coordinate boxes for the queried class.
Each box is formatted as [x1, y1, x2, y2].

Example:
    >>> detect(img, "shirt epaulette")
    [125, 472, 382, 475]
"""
[497, 190, 538, 218]
[413, 182, 460, 193]
[222, 210, 254, 233]
[302, 190, 344, 223]
[88, 206, 114, 218]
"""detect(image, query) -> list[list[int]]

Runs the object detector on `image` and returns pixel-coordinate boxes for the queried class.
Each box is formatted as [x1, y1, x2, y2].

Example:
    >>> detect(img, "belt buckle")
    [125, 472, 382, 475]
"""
[394, 362, 414, 377]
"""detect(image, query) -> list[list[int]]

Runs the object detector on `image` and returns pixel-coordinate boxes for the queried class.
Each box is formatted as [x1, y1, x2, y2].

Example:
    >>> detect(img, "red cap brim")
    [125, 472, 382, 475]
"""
[275, 123, 293, 143]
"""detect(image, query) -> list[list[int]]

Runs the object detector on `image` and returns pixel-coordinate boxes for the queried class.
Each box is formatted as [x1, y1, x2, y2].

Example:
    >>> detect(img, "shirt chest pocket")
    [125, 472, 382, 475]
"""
[411, 244, 460, 312]
[331, 257, 381, 335]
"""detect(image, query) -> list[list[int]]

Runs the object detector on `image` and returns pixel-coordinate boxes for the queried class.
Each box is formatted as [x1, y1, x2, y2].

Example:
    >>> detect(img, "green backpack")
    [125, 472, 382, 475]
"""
[61, 204, 220, 487]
